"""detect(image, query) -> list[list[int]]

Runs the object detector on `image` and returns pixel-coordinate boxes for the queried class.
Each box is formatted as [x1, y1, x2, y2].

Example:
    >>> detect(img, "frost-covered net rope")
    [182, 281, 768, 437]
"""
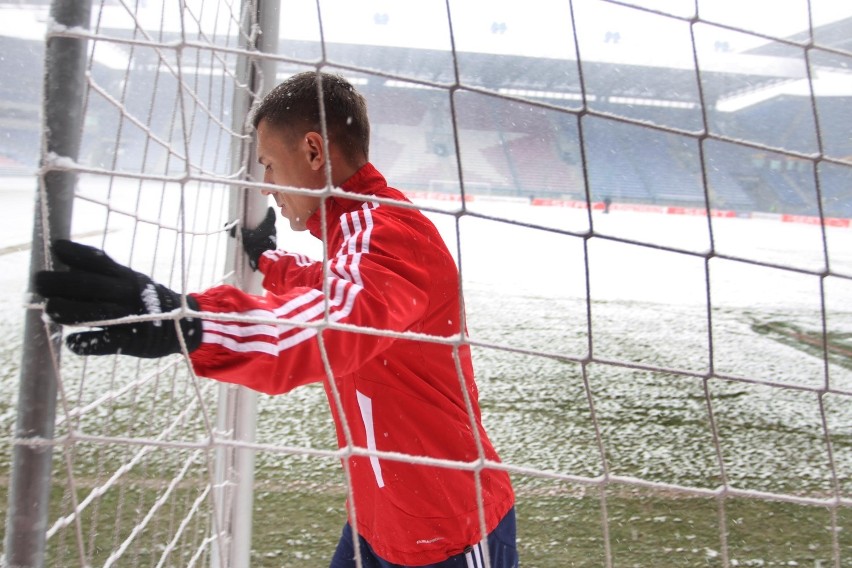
[278, 1, 849, 567]
[16, 0, 852, 566]
[28, 0, 255, 565]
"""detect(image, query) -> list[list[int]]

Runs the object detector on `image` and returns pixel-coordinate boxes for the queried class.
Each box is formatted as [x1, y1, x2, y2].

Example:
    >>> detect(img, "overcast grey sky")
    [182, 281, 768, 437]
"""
[2, 0, 851, 58]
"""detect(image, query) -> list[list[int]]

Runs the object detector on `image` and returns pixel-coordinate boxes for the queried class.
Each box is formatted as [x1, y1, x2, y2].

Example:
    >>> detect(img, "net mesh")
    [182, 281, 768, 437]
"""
[4, 0, 851, 566]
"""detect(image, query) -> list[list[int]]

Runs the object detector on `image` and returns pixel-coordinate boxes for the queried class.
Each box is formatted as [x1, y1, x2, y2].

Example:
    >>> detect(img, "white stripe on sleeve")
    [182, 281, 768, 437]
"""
[205, 202, 379, 356]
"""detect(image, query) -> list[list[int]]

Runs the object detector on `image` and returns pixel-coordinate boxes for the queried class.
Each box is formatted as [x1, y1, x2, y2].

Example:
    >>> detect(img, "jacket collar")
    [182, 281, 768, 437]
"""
[306, 162, 386, 238]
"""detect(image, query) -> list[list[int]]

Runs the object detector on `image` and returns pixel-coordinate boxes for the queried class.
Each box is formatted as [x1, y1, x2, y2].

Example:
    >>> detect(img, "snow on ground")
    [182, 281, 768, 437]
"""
[1, 175, 850, 499]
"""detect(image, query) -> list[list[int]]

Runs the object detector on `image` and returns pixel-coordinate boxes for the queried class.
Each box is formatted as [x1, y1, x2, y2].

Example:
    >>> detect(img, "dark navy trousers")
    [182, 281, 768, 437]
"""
[330, 507, 518, 568]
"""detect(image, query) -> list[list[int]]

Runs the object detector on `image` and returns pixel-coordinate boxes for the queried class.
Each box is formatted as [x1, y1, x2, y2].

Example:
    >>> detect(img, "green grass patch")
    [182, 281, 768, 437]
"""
[4, 478, 848, 566]
[248, 484, 851, 567]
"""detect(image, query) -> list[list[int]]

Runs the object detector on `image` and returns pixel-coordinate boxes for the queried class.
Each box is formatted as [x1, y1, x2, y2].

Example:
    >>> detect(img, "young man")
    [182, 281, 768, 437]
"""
[35, 71, 517, 567]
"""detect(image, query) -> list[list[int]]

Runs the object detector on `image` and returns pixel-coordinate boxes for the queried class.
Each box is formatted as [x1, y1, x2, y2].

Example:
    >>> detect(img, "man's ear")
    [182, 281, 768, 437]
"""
[304, 131, 326, 171]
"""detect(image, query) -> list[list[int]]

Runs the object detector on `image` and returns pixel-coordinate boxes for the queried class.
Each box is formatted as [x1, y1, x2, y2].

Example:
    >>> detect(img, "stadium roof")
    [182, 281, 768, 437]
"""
[272, 14, 852, 106]
[2, 1, 849, 106]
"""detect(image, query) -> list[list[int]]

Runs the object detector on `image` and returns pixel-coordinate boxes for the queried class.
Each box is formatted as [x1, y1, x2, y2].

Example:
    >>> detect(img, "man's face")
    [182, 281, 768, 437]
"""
[256, 120, 323, 231]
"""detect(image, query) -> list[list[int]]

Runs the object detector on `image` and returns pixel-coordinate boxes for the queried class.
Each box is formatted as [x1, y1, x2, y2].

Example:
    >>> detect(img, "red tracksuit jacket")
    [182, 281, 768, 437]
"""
[190, 163, 514, 565]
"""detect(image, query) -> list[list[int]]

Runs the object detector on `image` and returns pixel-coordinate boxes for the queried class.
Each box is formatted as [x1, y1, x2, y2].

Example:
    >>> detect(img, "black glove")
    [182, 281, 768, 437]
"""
[34, 240, 202, 358]
[229, 206, 277, 270]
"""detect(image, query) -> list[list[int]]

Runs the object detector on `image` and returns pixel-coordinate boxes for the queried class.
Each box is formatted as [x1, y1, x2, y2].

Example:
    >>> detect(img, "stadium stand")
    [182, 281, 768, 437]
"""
[1, 11, 849, 218]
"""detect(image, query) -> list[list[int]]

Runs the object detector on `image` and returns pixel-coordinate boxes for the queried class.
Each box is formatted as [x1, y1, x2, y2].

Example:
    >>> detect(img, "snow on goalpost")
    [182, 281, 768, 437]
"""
[6, 0, 277, 566]
[3, 0, 852, 567]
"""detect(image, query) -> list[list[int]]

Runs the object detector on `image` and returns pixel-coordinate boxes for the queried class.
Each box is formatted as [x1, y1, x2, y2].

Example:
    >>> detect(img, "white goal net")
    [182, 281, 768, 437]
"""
[2, 0, 851, 567]
[5, 0, 268, 566]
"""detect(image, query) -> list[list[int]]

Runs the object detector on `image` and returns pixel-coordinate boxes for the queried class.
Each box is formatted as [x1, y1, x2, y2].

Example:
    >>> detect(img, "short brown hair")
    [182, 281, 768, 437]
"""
[252, 71, 370, 161]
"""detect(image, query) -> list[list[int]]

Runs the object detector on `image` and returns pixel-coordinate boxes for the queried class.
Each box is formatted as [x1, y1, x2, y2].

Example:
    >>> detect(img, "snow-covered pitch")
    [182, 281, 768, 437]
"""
[2, 172, 850, 507]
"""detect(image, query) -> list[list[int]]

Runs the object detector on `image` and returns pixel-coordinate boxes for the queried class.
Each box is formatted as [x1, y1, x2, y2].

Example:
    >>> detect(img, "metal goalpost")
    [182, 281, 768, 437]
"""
[4, 1, 280, 566]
